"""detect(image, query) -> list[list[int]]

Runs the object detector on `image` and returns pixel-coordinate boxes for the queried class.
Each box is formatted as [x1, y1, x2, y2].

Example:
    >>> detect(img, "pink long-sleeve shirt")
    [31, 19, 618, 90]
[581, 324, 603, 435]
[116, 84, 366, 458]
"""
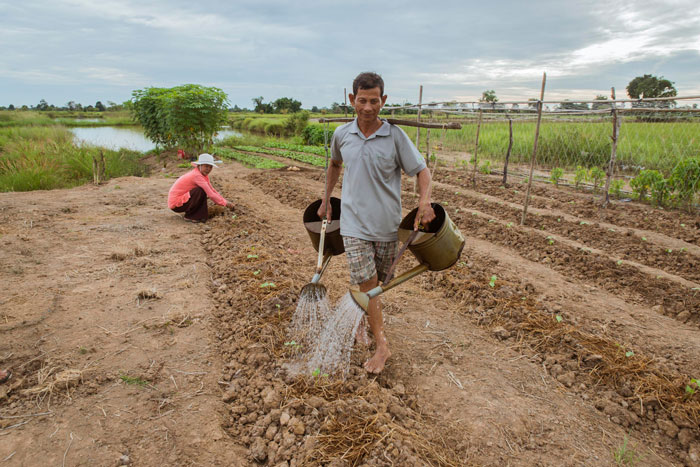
[168, 168, 228, 209]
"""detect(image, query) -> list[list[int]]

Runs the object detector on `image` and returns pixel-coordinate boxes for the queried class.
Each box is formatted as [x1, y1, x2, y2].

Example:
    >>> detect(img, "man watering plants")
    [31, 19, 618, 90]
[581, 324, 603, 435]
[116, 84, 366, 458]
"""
[168, 153, 235, 223]
[318, 72, 435, 374]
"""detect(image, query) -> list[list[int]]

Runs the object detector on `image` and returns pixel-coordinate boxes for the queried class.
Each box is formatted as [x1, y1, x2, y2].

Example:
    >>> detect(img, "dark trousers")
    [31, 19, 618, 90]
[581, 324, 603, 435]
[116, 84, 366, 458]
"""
[172, 187, 208, 221]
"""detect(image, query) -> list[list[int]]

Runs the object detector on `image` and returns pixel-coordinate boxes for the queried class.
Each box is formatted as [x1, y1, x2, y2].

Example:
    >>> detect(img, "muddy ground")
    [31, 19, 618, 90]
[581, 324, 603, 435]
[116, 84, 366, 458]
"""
[1, 151, 699, 466]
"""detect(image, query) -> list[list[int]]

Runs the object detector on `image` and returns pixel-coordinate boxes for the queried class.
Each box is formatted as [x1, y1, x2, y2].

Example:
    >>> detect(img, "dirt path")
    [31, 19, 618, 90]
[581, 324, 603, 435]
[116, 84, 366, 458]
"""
[1, 157, 699, 466]
[0, 173, 246, 466]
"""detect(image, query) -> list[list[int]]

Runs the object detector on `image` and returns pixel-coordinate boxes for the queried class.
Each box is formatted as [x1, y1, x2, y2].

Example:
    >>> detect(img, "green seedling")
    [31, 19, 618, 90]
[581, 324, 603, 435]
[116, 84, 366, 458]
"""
[681, 223, 686, 227]
[276, 304, 281, 309]
[260, 282, 276, 288]
[685, 378, 698, 395]
[625, 351, 634, 358]
[666, 249, 673, 253]
[506, 222, 514, 228]
[580, 221, 589, 225]
[120, 375, 149, 387]
[489, 275, 497, 287]
[488, 219, 495, 223]
[247, 254, 258, 259]
[608, 228, 616, 232]
[284, 341, 301, 350]
[311, 368, 328, 378]
[612, 433, 642, 466]
[617, 260, 623, 266]
[557, 218, 561, 222]
[555, 315, 563, 323]
[641, 237, 647, 242]
[546, 236, 554, 245]
[253, 270, 261, 275]
[78, 346, 88, 355]
[472, 212, 478, 216]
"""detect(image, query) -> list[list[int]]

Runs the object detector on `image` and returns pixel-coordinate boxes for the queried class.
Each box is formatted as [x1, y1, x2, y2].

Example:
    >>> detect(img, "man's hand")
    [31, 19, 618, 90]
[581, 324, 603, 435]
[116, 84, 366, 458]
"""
[317, 199, 332, 221]
[414, 202, 436, 231]
[226, 201, 236, 211]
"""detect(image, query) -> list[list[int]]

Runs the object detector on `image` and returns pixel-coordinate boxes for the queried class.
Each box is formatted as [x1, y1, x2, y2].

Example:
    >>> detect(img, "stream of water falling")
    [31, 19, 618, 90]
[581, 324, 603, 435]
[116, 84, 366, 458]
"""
[287, 292, 365, 377]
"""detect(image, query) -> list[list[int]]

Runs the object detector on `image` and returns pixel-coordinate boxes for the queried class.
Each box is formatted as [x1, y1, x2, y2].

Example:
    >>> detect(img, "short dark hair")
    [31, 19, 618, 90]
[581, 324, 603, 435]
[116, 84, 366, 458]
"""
[353, 72, 384, 96]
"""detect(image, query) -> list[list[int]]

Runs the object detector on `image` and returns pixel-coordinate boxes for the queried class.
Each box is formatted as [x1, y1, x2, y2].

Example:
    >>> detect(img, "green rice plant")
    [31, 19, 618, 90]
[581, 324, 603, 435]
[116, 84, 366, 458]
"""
[550, 167, 564, 187]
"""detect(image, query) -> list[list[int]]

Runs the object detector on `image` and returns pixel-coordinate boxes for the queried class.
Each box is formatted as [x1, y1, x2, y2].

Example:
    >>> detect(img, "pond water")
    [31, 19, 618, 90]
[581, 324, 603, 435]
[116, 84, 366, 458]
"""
[70, 126, 243, 152]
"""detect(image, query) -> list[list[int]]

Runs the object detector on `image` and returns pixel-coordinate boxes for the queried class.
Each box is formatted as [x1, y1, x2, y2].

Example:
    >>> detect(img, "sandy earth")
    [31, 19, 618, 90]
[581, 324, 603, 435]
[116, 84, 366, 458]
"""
[0, 152, 699, 466]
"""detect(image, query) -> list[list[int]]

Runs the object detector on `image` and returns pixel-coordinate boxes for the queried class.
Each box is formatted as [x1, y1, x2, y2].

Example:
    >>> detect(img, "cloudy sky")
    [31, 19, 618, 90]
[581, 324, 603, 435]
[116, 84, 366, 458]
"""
[1, 0, 699, 108]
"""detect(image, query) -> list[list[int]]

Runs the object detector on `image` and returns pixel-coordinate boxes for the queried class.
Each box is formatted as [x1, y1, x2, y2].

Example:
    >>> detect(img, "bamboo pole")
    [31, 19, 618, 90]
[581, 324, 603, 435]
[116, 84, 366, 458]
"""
[502, 116, 513, 186]
[602, 87, 620, 208]
[344, 88, 348, 118]
[470, 110, 483, 187]
[318, 118, 461, 129]
[382, 94, 700, 110]
[521, 72, 547, 226]
[415, 85, 423, 148]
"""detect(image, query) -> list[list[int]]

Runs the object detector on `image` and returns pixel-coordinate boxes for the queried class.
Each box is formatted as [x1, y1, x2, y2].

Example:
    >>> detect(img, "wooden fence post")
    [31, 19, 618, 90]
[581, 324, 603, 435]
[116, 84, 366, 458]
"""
[521, 72, 547, 226]
[414, 85, 423, 195]
[344, 88, 348, 118]
[471, 110, 483, 187]
[602, 87, 620, 208]
[502, 116, 513, 186]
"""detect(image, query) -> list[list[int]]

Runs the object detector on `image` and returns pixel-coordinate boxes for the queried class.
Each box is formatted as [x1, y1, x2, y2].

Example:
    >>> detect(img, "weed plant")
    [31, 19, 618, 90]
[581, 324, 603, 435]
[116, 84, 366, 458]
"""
[0, 126, 147, 192]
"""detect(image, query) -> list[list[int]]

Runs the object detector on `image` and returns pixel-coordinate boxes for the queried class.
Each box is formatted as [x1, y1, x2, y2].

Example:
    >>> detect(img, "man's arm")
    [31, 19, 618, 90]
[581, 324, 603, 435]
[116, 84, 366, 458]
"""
[318, 159, 342, 220]
[414, 167, 436, 230]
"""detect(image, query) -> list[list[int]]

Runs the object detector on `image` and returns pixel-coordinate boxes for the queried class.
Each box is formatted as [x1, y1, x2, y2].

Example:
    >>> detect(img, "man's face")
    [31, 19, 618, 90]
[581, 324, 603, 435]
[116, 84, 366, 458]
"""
[198, 164, 213, 176]
[349, 87, 387, 125]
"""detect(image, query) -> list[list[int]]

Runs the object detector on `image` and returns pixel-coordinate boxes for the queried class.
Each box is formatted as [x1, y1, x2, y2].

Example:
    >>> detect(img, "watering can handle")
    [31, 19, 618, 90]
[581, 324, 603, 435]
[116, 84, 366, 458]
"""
[316, 219, 328, 272]
[383, 230, 419, 285]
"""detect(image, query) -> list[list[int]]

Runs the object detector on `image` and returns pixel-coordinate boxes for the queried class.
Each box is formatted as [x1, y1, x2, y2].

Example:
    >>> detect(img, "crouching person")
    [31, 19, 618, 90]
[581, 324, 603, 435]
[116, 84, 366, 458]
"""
[168, 153, 234, 223]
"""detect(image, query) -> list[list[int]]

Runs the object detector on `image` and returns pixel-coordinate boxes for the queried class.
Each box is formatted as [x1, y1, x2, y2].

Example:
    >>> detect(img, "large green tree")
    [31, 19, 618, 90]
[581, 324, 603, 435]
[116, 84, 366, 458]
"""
[480, 90, 498, 103]
[626, 74, 677, 108]
[132, 84, 229, 153]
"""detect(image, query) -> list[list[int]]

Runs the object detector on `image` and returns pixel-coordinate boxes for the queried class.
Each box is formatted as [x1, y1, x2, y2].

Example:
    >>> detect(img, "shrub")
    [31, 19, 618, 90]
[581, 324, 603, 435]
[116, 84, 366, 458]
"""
[479, 160, 491, 174]
[669, 157, 700, 209]
[650, 177, 671, 206]
[550, 167, 564, 187]
[574, 166, 588, 188]
[589, 166, 606, 192]
[609, 179, 625, 198]
[302, 124, 332, 146]
[630, 169, 663, 200]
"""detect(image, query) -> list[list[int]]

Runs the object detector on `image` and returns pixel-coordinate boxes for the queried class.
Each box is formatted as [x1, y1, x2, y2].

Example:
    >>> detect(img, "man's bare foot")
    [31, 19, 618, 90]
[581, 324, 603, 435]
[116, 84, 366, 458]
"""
[355, 316, 370, 346]
[0, 369, 11, 384]
[364, 346, 391, 374]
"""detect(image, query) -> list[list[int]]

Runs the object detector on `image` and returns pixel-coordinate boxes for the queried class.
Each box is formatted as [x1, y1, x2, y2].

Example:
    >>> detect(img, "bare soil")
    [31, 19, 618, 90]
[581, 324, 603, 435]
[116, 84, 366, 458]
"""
[1, 154, 699, 466]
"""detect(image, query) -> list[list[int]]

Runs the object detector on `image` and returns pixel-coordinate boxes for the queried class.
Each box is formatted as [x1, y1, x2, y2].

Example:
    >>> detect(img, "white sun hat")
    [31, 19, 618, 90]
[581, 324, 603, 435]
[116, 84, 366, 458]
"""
[192, 153, 223, 167]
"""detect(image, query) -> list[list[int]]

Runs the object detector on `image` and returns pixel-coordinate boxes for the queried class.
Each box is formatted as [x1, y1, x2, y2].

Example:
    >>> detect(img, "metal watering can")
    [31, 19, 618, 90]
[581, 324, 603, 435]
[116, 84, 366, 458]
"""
[350, 203, 465, 311]
[301, 197, 344, 298]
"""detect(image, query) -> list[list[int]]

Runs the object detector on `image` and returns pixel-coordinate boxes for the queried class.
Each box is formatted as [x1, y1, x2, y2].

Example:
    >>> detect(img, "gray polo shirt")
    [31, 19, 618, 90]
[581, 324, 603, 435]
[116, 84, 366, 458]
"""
[331, 118, 427, 242]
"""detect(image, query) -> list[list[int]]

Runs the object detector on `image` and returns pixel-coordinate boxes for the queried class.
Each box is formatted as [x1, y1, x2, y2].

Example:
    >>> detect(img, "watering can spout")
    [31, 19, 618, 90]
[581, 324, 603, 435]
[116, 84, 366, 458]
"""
[350, 263, 430, 312]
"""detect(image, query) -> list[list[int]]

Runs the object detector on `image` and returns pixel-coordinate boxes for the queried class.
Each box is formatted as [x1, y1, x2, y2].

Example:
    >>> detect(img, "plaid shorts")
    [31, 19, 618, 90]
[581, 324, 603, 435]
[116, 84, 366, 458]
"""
[342, 236, 399, 285]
